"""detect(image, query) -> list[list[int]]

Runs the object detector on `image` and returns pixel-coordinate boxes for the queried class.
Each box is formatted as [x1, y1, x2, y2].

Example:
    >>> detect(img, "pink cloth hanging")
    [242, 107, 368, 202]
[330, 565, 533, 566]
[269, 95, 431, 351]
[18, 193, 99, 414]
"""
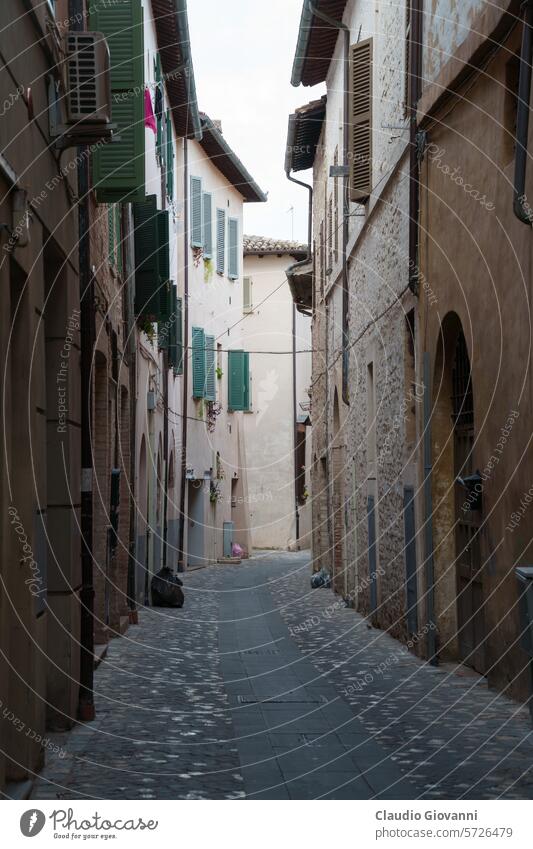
[144, 88, 156, 133]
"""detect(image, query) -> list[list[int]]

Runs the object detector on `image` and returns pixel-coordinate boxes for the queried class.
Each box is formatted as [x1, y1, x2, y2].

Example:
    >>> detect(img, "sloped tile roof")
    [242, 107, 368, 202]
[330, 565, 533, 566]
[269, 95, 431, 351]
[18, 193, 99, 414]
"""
[243, 235, 308, 258]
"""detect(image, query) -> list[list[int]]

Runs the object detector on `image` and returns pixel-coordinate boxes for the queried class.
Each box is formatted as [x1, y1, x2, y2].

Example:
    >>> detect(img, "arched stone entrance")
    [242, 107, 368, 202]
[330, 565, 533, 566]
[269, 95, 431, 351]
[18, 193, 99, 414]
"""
[432, 313, 485, 673]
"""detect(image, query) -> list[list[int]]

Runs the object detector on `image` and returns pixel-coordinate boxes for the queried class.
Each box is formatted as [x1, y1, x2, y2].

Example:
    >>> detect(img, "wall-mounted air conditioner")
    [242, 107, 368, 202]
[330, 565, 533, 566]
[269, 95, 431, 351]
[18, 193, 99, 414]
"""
[65, 32, 111, 124]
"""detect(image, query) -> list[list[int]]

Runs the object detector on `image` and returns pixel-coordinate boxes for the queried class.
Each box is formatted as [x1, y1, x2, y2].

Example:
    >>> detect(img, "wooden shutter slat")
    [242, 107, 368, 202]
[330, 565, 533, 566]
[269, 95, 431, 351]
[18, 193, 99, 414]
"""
[133, 194, 159, 319]
[91, 0, 145, 203]
[203, 193, 213, 258]
[228, 350, 245, 411]
[192, 326, 206, 398]
[191, 177, 203, 247]
[349, 38, 373, 203]
[228, 217, 238, 279]
[243, 276, 252, 312]
[216, 208, 225, 273]
[205, 334, 216, 401]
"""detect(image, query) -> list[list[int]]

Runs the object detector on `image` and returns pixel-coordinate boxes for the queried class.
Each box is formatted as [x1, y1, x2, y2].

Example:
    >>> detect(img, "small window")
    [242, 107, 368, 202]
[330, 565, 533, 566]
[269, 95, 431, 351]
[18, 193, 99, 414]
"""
[190, 176, 203, 247]
[243, 276, 253, 313]
[216, 208, 225, 274]
[228, 350, 250, 411]
[203, 193, 213, 258]
[228, 217, 239, 279]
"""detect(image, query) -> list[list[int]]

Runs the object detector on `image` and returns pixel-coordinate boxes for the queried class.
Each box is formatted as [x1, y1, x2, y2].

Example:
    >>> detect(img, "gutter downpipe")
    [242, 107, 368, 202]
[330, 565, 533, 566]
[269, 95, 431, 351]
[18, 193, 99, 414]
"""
[409, 0, 437, 664]
[514, 0, 533, 225]
[285, 167, 312, 546]
[309, 3, 350, 406]
[177, 138, 189, 571]
[70, 0, 95, 720]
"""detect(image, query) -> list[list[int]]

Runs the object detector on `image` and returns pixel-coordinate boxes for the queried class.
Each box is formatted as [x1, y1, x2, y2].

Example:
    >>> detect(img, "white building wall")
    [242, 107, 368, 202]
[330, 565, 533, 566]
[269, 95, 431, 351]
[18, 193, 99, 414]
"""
[242, 252, 312, 550]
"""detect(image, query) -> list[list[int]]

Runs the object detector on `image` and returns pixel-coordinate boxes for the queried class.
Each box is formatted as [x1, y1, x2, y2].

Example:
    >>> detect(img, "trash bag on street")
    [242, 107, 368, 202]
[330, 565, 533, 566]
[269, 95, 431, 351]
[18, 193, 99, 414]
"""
[151, 566, 184, 608]
[310, 567, 332, 589]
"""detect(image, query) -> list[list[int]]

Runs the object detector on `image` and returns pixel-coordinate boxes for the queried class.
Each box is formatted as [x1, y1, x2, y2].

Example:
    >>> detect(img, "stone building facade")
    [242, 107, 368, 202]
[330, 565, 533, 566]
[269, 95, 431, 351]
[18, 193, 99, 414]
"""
[415, 0, 533, 699]
[289, 0, 418, 639]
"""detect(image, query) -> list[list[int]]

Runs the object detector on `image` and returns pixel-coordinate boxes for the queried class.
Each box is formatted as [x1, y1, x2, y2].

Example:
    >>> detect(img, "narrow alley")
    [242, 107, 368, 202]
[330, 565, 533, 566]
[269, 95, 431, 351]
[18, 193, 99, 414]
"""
[31, 553, 533, 801]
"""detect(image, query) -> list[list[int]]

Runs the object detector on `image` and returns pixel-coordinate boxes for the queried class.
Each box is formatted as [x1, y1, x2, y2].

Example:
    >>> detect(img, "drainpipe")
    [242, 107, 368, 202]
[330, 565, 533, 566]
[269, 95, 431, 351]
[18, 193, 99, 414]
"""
[177, 138, 189, 571]
[162, 348, 169, 568]
[423, 352, 437, 664]
[408, 0, 424, 290]
[285, 170, 312, 544]
[309, 3, 350, 405]
[513, 0, 533, 225]
[70, 0, 95, 721]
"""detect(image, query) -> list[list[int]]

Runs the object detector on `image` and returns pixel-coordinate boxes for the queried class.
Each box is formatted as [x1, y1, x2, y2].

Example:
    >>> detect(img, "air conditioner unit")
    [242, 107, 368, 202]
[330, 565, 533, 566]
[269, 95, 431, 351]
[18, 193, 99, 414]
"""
[65, 32, 111, 124]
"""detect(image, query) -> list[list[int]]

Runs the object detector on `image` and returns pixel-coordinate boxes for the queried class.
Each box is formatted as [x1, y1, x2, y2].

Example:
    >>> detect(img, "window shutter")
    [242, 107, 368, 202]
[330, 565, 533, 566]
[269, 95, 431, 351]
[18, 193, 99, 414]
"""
[216, 208, 225, 273]
[90, 0, 145, 203]
[166, 111, 174, 199]
[175, 296, 183, 374]
[243, 276, 252, 313]
[133, 194, 159, 319]
[192, 326, 206, 398]
[205, 334, 216, 401]
[203, 193, 213, 258]
[349, 38, 373, 202]
[243, 351, 250, 411]
[167, 284, 177, 364]
[190, 176, 203, 247]
[228, 217, 238, 279]
[228, 350, 246, 411]
[157, 210, 170, 319]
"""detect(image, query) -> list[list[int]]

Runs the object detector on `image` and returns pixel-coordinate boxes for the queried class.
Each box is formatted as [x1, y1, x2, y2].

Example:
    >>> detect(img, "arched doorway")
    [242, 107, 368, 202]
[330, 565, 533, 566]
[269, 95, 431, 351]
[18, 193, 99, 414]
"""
[452, 330, 485, 673]
[432, 314, 485, 673]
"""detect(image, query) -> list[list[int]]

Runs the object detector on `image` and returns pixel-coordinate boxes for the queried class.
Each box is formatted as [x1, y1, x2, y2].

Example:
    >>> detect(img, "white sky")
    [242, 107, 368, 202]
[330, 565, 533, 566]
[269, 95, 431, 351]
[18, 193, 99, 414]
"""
[187, 0, 325, 245]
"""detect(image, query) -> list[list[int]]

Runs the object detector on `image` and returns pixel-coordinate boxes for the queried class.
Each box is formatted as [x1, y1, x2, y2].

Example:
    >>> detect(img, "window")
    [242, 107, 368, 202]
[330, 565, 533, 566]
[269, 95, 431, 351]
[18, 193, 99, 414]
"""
[133, 195, 170, 320]
[203, 193, 213, 258]
[90, 0, 145, 203]
[166, 111, 174, 200]
[216, 208, 225, 274]
[190, 176, 203, 247]
[243, 276, 253, 313]
[228, 217, 239, 279]
[228, 350, 250, 411]
[327, 195, 333, 270]
[349, 38, 373, 202]
[168, 291, 183, 374]
[191, 327, 216, 399]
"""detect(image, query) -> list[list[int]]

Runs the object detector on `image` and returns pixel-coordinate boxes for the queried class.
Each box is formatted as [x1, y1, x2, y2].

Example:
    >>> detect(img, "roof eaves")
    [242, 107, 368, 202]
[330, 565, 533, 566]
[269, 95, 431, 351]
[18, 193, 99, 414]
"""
[285, 96, 327, 173]
[199, 115, 267, 203]
[174, 0, 202, 140]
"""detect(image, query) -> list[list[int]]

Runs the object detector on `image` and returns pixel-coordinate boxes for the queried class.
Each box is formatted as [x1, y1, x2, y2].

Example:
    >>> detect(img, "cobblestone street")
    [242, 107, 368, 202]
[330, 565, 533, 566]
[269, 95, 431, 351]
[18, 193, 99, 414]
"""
[31, 552, 533, 800]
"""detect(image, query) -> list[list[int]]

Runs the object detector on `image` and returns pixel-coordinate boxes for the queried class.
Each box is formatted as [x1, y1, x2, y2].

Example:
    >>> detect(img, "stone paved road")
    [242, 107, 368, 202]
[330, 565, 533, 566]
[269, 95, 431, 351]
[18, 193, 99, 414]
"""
[31, 551, 533, 800]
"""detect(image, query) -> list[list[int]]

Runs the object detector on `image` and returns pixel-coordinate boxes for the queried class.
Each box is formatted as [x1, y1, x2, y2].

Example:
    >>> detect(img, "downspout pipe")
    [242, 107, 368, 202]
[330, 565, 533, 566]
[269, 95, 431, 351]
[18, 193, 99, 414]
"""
[309, 3, 350, 405]
[177, 138, 189, 571]
[514, 0, 533, 225]
[70, 0, 95, 721]
[409, 0, 423, 290]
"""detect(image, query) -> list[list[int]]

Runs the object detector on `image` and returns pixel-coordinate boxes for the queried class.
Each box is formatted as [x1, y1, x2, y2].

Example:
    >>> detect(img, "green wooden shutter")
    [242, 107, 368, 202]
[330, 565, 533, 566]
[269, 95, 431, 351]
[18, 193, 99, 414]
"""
[228, 217, 238, 279]
[243, 276, 252, 312]
[192, 326, 206, 398]
[166, 111, 174, 200]
[175, 296, 183, 374]
[90, 0, 145, 203]
[228, 350, 246, 411]
[190, 176, 203, 247]
[205, 334, 216, 401]
[157, 210, 170, 319]
[133, 194, 159, 318]
[203, 193, 212, 258]
[243, 351, 250, 411]
[216, 208, 225, 273]
[167, 285, 177, 364]
[155, 54, 163, 159]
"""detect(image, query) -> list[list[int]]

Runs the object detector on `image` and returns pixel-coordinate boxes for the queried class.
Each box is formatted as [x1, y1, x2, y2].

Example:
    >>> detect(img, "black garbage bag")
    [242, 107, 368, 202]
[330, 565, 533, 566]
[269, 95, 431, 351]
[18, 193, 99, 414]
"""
[310, 567, 332, 589]
[151, 566, 184, 608]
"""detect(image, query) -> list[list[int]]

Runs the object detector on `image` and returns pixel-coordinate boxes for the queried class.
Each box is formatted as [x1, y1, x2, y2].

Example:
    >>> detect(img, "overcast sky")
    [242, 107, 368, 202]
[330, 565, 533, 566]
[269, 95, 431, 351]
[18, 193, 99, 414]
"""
[187, 0, 325, 245]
